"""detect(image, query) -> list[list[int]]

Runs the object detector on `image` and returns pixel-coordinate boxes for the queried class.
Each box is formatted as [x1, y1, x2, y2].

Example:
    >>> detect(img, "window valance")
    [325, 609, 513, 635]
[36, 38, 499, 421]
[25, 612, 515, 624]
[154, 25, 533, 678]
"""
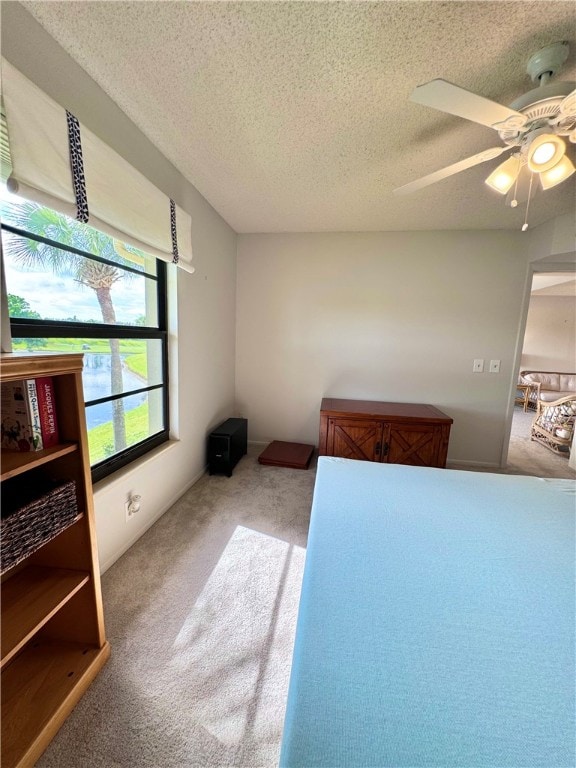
[1, 59, 194, 273]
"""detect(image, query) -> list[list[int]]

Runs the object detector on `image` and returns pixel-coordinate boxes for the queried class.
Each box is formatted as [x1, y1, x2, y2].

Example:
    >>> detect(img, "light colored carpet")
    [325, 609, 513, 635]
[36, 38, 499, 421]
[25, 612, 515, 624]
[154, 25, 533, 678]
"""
[37, 417, 573, 767]
[505, 406, 574, 479]
[38, 448, 314, 768]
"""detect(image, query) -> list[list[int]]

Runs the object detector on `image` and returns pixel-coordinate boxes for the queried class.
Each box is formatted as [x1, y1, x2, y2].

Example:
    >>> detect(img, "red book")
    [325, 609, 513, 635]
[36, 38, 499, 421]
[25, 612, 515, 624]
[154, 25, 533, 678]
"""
[35, 376, 59, 448]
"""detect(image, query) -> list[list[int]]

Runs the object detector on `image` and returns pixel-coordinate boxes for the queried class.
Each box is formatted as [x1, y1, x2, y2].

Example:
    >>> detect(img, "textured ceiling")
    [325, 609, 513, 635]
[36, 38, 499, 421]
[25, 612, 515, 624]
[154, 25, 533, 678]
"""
[18, 1, 576, 233]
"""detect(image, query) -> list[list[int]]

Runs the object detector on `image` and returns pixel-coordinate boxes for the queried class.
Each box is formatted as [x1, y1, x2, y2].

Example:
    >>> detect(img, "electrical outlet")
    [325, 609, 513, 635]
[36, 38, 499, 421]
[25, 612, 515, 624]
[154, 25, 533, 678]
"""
[125, 494, 141, 522]
[489, 359, 501, 373]
[473, 359, 484, 373]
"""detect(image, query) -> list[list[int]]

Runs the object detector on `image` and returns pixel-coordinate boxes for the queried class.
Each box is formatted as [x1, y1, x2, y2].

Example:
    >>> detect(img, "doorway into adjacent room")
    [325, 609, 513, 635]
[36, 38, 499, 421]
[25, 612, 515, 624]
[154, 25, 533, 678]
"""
[506, 271, 576, 478]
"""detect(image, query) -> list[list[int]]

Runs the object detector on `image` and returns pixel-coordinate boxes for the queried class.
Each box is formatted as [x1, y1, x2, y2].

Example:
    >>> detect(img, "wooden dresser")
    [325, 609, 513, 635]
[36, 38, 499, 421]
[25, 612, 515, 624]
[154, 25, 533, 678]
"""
[319, 398, 452, 468]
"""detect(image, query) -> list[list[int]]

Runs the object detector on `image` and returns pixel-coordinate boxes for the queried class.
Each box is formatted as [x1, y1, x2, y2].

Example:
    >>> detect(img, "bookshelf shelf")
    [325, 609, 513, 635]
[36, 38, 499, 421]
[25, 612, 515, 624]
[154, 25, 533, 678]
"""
[1, 639, 109, 768]
[0, 443, 78, 482]
[1, 565, 90, 669]
[1, 353, 109, 768]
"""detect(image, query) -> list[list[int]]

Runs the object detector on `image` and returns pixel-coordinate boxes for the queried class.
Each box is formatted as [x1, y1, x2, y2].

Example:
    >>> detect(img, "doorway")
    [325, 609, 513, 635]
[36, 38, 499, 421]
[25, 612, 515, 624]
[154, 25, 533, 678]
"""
[505, 270, 576, 477]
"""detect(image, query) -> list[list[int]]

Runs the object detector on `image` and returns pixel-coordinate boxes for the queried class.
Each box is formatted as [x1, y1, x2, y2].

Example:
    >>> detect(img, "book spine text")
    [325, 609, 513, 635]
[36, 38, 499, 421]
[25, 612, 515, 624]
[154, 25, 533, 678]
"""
[36, 377, 59, 448]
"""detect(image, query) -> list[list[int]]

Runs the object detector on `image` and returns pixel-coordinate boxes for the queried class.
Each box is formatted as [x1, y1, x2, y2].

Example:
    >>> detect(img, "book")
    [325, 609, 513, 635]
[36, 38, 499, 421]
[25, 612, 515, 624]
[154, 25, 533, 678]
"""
[36, 376, 59, 448]
[24, 379, 43, 451]
[1, 379, 44, 452]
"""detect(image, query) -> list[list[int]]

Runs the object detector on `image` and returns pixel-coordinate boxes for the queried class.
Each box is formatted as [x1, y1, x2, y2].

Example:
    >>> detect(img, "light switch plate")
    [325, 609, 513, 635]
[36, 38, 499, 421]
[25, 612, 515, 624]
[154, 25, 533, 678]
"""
[489, 359, 501, 373]
[473, 359, 484, 373]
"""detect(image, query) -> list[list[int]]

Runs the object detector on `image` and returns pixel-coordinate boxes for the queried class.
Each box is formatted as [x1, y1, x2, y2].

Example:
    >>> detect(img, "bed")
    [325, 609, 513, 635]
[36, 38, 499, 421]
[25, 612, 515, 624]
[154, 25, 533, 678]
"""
[280, 458, 575, 767]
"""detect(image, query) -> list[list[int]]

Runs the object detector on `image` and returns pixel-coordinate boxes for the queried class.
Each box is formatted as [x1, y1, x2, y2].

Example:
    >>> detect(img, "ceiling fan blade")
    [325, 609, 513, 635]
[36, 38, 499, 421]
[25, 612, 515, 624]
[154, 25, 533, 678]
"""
[393, 146, 510, 196]
[410, 79, 528, 130]
[559, 88, 576, 118]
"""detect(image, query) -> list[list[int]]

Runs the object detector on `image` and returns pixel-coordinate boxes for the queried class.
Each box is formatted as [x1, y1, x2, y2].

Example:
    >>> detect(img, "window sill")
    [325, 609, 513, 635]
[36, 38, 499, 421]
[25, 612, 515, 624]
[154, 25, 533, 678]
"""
[93, 438, 180, 493]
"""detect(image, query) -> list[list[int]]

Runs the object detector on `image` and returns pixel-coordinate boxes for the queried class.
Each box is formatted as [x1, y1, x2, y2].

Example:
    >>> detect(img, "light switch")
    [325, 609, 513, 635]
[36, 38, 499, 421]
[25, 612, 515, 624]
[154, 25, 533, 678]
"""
[473, 359, 484, 373]
[489, 359, 501, 373]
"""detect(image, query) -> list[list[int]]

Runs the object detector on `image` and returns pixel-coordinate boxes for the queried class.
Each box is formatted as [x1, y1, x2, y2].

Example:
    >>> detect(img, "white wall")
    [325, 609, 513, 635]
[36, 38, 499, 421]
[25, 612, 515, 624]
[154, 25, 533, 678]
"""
[521, 295, 576, 372]
[527, 212, 576, 264]
[236, 231, 528, 466]
[3, 4, 238, 572]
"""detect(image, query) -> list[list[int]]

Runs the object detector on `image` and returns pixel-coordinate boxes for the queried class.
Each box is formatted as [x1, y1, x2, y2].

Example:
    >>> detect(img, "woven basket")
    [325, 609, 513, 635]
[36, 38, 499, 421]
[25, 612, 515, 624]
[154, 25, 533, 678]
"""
[1, 479, 78, 574]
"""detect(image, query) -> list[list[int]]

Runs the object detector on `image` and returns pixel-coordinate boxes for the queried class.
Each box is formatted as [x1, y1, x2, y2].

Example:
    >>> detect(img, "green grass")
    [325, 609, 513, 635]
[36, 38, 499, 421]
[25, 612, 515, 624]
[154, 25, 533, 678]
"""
[12, 338, 147, 355]
[13, 338, 149, 381]
[87, 402, 150, 464]
[124, 353, 147, 378]
[13, 339, 149, 381]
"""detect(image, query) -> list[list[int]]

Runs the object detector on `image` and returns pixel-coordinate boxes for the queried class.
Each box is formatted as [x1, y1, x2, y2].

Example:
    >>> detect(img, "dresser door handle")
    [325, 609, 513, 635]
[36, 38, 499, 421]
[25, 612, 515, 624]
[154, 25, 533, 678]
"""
[375, 441, 381, 456]
[382, 442, 389, 456]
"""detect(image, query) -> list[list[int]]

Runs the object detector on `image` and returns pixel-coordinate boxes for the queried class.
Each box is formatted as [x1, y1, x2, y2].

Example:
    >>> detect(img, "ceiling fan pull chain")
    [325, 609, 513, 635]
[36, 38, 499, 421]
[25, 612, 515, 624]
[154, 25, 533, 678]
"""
[510, 155, 522, 207]
[522, 173, 534, 231]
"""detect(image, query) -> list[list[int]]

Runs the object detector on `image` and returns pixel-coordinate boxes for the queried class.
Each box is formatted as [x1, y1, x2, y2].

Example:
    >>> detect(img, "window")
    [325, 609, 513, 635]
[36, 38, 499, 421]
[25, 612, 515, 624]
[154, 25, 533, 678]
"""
[1, 193, 169, 482]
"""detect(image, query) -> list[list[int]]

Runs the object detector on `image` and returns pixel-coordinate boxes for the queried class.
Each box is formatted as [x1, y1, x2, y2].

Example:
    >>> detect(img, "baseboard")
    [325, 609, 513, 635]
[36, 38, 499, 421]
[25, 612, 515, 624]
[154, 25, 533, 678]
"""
[447, 460, 501, 469]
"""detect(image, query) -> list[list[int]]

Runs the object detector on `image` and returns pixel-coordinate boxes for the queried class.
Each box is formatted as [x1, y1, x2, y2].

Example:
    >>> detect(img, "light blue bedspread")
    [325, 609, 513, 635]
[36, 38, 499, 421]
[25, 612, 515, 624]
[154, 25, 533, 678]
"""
[280, 458, 575, 767]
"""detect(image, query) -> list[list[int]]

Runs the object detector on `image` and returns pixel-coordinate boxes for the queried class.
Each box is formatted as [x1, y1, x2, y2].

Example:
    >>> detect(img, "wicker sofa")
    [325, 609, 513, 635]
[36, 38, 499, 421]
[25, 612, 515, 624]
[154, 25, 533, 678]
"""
[519, 370, 576, 408]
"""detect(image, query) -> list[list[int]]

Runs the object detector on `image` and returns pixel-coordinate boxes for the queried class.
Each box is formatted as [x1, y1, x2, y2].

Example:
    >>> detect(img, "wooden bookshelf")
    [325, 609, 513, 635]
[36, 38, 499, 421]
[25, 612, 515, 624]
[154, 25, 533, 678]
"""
[0, 443, 78, 482]
[1, 353, 110, 768]
[1, 565, 89, 668]
[1, 640, 108, 768]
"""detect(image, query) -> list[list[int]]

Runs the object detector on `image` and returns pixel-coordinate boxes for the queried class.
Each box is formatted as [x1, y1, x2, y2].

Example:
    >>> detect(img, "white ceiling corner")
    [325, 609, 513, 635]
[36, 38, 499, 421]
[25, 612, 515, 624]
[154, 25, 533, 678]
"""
[16, 1, 576, 233]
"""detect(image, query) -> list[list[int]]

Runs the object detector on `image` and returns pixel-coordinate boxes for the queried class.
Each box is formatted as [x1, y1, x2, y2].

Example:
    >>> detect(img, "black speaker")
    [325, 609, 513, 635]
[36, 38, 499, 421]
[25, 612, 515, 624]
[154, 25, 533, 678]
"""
[210, 435, 230, 464]
[207, 418, 247, 477]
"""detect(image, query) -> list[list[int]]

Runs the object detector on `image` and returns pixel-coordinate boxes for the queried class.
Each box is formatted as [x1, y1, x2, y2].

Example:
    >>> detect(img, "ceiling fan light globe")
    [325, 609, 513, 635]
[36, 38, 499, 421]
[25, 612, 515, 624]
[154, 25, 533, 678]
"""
[488, 172, 515, 193]
[531, 143, 555, 165]
[527, 133, 565, 172]
[539, 155, 576, 189]
[485, 156, 520, 194]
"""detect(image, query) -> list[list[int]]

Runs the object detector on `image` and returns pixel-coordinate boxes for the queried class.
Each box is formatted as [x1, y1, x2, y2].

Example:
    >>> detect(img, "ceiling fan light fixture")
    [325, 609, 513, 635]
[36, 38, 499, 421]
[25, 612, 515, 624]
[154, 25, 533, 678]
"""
[527, 133, 565, 172]
[539, 155, 576, 189]
[485, 155, 520, 194]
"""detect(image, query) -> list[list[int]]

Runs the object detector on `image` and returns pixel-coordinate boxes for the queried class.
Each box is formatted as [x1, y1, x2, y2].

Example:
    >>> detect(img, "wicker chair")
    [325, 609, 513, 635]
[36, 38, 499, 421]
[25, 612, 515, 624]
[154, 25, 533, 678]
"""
[531, 395, 576, 456]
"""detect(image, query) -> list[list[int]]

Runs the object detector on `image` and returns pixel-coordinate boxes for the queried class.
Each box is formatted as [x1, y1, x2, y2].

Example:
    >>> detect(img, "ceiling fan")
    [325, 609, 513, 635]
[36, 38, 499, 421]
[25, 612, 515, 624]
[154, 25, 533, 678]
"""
[393, 42, 576, 227]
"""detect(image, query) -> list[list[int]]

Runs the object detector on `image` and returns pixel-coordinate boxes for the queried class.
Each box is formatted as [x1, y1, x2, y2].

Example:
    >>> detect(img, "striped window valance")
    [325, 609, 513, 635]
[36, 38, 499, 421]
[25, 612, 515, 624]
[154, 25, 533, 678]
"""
[1, 58, 194, 273]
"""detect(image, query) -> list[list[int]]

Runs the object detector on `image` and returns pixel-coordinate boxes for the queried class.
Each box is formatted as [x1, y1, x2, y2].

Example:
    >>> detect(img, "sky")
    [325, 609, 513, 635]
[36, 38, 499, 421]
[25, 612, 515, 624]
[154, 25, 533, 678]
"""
[2, 188, 153, 324]
[5, 255, 148, 323]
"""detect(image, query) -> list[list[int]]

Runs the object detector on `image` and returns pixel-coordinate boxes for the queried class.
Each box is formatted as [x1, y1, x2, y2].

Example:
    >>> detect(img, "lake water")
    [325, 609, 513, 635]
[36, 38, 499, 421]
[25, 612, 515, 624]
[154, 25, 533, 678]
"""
[83, 353, 147, 429]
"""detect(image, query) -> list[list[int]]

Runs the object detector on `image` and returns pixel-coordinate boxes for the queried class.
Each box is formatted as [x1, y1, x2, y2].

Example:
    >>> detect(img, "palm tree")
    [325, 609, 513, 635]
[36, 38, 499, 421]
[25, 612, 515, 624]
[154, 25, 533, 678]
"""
[5, 201, 142, 454]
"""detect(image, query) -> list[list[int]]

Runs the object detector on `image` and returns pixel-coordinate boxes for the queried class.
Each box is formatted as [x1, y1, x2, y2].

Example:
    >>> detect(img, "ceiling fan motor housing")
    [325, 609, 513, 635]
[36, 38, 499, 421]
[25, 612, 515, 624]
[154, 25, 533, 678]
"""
[526, 41, 569, 83]
[495, 43, 574, 145]
[498, 81, 576, 145]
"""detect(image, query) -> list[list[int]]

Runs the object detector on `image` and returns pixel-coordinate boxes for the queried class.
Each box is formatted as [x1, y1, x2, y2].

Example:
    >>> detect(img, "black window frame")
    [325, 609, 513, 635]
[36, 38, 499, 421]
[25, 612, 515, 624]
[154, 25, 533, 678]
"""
[2, 222, 170, 483]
